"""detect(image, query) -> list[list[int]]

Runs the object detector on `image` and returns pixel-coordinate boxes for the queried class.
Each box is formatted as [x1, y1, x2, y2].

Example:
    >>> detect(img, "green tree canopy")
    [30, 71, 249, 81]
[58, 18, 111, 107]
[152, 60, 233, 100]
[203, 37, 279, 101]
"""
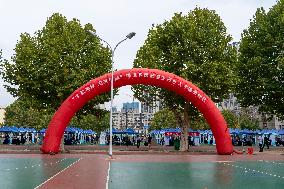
[0, 13, 112, 114]
[5, 98, 109, 132]
[133, 8, 238, 150]
[71, 111, 109, 133]
[191, 115, 210, 130]
[237, 1, 284, 120]
[221, 110, 238, 129]
[4, 98, 53, 130]
[239, 115, 259, 130]
[150, 108, 177, 131]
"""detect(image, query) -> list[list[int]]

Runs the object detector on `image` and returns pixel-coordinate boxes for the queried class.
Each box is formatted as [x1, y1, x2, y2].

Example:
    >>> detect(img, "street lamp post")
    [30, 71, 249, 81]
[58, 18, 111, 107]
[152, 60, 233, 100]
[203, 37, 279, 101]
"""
[88, 30, 135, 158]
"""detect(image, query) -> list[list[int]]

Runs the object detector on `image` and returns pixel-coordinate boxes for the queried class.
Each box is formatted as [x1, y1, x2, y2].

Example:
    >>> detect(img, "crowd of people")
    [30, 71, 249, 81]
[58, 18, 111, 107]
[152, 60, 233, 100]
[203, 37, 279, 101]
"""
[108, 134, 153, 148]
[231, 135, 255, 146]
[1, 133, 42, 145]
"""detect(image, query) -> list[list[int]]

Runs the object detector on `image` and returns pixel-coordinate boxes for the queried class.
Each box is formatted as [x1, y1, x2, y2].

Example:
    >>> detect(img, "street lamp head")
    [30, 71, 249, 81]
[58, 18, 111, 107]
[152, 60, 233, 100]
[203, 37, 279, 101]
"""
[126, 32, 136, 39]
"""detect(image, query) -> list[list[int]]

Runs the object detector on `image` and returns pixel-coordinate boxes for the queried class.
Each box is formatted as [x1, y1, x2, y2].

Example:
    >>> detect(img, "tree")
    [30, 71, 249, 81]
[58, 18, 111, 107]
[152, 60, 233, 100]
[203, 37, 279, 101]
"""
[5, 97, 109, 134]
[237, 1, 284, 120]
[133, 8, 238, 151]
[4, 98, 53, 130]
[71, 111, 109, 133]
[239, 115, 259, 130]
[191, 116, 210, 130]
[221, 110, 238, 128]
[0, 13, 112, 114]
[150, 108, 177, 131]
[0, 50, 2, 64]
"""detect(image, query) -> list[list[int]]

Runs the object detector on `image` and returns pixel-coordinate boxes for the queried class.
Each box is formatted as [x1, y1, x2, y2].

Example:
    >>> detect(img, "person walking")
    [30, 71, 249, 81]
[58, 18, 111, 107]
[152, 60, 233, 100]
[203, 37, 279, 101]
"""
[264, 135, 270, 149]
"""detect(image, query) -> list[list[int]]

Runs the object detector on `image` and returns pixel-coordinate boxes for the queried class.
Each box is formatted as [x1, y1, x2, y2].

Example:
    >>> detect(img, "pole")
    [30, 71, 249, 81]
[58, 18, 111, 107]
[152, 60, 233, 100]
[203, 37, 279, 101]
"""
[109, 49, 114, 157]
[140, 113, 143, 130]
[125, 111, 128, 130]
[87, 30, 135, 158]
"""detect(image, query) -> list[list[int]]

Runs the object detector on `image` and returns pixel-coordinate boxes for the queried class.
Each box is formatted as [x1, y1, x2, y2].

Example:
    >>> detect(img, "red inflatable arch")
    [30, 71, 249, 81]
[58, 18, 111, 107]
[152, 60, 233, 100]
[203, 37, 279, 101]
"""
[41, 68, 233, 155]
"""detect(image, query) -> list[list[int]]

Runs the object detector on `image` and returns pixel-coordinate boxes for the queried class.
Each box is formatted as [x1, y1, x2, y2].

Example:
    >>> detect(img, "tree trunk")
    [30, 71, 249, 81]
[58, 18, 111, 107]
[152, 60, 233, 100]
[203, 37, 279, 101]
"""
[180, 102, 189, 152]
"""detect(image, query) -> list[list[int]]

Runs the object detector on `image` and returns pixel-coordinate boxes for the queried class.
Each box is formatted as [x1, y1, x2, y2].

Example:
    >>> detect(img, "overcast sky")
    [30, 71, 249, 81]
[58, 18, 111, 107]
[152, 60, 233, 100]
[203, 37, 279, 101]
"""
[0, 0, 277, 110]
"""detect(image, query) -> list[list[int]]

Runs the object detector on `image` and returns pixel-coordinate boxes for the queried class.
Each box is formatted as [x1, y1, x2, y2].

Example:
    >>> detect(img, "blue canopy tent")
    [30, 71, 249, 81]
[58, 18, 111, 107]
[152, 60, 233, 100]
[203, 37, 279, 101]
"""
[0, 126, 13, 132]
[65, 127, 78, 133]
[84, 129, 96, 135]
[111, 128, 124, 134]
[261, 129, 271, 135]
[27, 127, 37, 133]
[278, 129, 284, 135]
[18, 127, 26, 133]
[241, 129, 254, 135]
[188, 128, 197, 132]
[40, 128, 46, 133]
[150, 130, 158, 135]
[123, 128, 136, 135]
[204, 129, 212, 135]
[255, 129, 262, 134]
[229, 128, 238, 134]
[270, 129, 279, 135]
[10, 126, 19, 133]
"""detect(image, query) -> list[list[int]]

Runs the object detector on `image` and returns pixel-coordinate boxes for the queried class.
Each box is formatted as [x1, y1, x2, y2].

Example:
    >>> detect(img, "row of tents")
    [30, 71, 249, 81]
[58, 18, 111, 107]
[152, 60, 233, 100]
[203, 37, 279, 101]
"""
[0, 126, 137, 135]
[0, 126, 96, 135]
[150, 128, 284, 135]
[2, 126, 283, 136]
[0, 126, 141, 135]
[110, 128, 137, 135]
[0, 126, 37, 133]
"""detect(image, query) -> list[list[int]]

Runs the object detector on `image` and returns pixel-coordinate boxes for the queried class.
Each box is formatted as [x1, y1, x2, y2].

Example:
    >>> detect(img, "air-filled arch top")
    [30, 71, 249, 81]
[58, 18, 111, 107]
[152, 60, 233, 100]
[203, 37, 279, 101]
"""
[41, 68, 233, 155]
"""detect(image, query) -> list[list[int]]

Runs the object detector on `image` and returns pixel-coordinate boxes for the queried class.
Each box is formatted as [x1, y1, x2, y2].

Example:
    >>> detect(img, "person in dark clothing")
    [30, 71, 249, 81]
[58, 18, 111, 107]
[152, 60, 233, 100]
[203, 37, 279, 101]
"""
[160, 137, 165, 146]
[264, 136, 270, 149]
[136, 135, 141, 148]
[125, 135, 130, 147]
[147, 135, 152, 149]
[173, 136, 180, 151]
[21, 136, 26, 145]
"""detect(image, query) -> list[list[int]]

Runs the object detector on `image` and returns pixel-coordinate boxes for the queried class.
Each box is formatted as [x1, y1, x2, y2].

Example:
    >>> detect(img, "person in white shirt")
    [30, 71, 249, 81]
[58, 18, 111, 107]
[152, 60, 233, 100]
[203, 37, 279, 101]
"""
[258, 135, 264, 152]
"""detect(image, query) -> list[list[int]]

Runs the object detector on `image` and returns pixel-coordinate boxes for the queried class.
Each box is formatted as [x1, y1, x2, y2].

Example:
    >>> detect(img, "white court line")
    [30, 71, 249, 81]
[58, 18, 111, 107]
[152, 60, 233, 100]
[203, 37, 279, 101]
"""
[106, 161, 111, 189]
[34, 158, 82, 189]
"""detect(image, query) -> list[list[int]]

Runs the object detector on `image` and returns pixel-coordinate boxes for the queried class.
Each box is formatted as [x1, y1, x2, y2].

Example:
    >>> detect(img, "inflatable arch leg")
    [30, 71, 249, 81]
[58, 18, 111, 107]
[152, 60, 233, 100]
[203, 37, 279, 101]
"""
[41, 68, 233, 155]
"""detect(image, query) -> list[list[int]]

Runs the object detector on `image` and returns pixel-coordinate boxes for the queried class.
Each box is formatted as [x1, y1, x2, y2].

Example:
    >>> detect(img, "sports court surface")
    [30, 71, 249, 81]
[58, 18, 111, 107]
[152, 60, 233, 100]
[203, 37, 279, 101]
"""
[0, 153, 284, 189]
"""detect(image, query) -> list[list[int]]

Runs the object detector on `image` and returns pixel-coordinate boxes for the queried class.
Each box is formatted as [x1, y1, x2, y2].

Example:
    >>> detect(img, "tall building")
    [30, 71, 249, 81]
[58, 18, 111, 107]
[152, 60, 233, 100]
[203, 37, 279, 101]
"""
[122, 102, 139, 113]
[112, 101, 153, 133]
[218, 93, 240, 112]
[140, 92, 163, 114]
[259, 114, 284, 130]
[0, 107, 5, 125]
[218, 93, 284, 129]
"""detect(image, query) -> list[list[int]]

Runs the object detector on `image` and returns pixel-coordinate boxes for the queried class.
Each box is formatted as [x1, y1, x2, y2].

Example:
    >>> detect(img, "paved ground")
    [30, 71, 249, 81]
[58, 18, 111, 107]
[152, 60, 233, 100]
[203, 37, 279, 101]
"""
[0, 145, 283, 189]
[0, 156, 79, 189]
[0, 154, 109, 189]
[0, 143, 283, 154]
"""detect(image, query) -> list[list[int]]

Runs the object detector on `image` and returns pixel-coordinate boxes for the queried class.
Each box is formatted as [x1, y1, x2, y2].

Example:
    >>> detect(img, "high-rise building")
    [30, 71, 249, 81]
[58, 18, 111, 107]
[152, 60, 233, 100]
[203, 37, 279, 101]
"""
[122, 102, 139, 113]
[112, 101, 153, 133]
[0, 107, 5, 125]
[218, 93, 284, 129]
[140, 92, 162, 114]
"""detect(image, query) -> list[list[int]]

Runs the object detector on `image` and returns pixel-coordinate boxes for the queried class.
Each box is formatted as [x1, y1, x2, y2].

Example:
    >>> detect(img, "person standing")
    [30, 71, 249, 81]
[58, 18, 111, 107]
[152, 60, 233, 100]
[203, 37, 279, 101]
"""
[136, 135, 141, 149]
[125, 135, 130, 148]
[147, 135, 152, 149]
[258, 135, 264, 152]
